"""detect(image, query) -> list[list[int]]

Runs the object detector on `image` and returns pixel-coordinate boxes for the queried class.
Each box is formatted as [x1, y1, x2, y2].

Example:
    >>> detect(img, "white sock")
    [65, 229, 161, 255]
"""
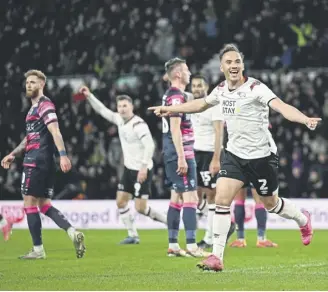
[187, 243, 198, 251]
[0, 216, 7, 228]
[144, 206, 167, 224]
[119, 206, 138, 237]
[169, 243, 180, 250]
[212, 205, 231, 261]
[197, 200, 206, 213]
[268, 197, 307, 227]
[34, 245, 44, 252]
[197, 200, 208, 216]
[67, 227, 76, 241]
[203, 204, 215, 244]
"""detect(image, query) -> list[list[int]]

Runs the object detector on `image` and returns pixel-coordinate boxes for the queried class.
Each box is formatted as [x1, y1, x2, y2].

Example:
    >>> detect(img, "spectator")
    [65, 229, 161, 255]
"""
[1, 0, 327, 200]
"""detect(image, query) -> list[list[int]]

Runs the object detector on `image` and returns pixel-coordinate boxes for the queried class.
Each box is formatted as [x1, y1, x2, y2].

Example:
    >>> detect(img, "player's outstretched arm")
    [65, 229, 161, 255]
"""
[47, 122, 71, 173]
[269, 98, 321, 130]
[148, 98, 210, 117]
[79, 86, 119, 125]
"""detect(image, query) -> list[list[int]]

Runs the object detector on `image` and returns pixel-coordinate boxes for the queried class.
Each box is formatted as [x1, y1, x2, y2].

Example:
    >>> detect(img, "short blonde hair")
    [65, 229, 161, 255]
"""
[116, 95, 133, 104]
[24, 70, 47, 83]
[164, 57, 186, 77]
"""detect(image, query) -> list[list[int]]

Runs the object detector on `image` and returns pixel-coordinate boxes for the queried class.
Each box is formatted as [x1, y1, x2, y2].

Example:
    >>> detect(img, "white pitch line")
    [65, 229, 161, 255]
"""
[222, 262, 328, 273]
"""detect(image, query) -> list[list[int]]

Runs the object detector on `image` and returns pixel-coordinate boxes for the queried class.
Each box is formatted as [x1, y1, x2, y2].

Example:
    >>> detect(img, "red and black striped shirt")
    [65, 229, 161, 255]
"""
[23, 96, 58, 168]
[162, 87, 194, 162]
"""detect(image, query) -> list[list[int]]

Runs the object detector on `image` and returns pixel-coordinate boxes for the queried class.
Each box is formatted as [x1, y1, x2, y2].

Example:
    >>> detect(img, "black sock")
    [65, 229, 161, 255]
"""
[183, 205, 197, 244]
[41, 204, 72, 231]
[255, 205, 267, 239]
[25, 207, 42, 246]
[168, 204, 181, 243]
[234, 203, 245, 239]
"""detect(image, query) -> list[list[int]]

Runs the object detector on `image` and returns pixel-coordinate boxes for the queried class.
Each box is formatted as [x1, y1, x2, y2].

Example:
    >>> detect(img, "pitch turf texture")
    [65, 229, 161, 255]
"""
[0, 230, 327, 291]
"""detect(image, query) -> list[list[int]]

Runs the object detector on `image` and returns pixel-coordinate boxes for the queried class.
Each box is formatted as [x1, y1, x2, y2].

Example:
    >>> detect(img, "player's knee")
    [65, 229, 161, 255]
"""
[38, 199, 52, 214]
[235, 188, 246, 201]
[170, 190, 182, 204]
[38, 198, 51, 208]
[116, 196, 128, 209]
[182, 191, 198, 204]
[251, 188, 262, 203]
[134, 198, 147, 214]
[116, 191, 130, 208]
[23, 195, 38, 207]
[205, 189, 216, 204]
[215, 193, 233, 207]
[197, 188, 204, 201]
[135, 203, 146, 214]
[116, 200, 128, 209]
[261, 196, 278, 211]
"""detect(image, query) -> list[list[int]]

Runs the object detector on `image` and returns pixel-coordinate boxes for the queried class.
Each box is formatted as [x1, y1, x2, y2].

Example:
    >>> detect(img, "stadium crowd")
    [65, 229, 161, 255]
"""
[0, 0, 328, 200]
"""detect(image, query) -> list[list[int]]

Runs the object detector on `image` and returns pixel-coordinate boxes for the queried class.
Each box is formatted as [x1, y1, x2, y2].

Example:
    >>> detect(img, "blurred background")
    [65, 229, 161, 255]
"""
[1, 0, 328, 201]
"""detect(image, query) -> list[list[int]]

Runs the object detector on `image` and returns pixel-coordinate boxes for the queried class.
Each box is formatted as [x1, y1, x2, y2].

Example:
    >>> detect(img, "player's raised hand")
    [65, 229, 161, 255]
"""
[60, 156, 72, 173]
[79, 86, 90, 98]
[305, 117, 322, 131]
[1, 154, 15, 169]
[177, 157, 188, 176]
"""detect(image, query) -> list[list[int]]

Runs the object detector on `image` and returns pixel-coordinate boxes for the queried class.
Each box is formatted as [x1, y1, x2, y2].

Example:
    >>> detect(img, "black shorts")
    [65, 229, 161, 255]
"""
[164, 158, 197, 193]
[117, 167, 152, 198]
[219, 150, 279, 197]
[21, 166, 55, 198]
[195, 151, 217, 189]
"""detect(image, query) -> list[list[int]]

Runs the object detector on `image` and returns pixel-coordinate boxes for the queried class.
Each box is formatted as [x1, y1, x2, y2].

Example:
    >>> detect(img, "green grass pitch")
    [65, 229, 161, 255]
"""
[0, 229, 327, 290]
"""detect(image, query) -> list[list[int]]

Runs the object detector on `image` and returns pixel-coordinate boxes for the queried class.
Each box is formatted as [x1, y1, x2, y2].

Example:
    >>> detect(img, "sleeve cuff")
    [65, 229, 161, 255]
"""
[267, 97, 277, 106]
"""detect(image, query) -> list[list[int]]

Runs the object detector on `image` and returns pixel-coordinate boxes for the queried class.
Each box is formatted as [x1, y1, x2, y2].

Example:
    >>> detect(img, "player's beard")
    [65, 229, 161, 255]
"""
[192, 92, 205, 99]
[26, 88, 39, 99]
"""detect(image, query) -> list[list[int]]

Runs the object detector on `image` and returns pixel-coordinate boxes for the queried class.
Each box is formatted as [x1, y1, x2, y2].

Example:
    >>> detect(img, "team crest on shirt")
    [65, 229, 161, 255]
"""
[237, 92, 246, 98]
[28, 107, 36, 115]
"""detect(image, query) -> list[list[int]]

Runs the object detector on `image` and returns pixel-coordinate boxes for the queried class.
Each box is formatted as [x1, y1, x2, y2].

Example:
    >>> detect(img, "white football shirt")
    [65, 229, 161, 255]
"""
[87, 94, 154, 170]
[191, 103, 224, 152]
[205, 77, 277, 159]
